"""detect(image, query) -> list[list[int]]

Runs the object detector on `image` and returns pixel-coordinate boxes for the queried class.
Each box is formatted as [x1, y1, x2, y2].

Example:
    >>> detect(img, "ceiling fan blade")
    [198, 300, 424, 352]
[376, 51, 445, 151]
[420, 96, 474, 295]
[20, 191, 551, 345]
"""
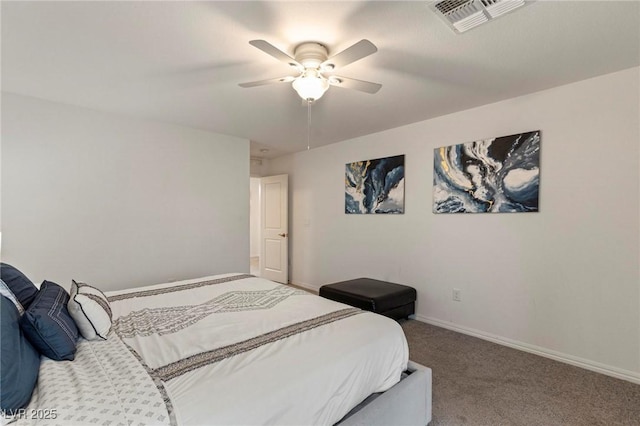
[239, 76, 295, 88]
[249, 40, 301, 68]
[328, 76, 382, 94]
[322, 39, 377, 69]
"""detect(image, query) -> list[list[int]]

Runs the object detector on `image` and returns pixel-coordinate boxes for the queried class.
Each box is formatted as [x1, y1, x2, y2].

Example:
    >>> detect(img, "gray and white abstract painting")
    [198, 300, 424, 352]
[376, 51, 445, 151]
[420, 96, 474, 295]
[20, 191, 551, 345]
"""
[433, 131, 540, 213]
[345, 155, 405, 214]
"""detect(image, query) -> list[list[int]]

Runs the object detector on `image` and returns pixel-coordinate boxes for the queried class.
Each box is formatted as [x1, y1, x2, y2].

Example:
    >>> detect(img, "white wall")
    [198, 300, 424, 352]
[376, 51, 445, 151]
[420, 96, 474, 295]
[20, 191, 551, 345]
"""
[268, 68, 640, 381]
[2, 93, 250, 291]
[250, 157, 270, 178]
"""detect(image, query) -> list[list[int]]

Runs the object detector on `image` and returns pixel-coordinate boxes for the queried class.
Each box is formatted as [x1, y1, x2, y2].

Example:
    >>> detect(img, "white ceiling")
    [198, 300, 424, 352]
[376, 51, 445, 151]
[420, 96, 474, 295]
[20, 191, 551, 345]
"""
[2, 1, 639, 159]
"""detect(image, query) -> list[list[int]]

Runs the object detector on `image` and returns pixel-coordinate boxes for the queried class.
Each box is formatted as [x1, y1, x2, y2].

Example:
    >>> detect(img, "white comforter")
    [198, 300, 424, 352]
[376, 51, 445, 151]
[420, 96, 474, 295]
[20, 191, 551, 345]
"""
[107, 273, 409, 426]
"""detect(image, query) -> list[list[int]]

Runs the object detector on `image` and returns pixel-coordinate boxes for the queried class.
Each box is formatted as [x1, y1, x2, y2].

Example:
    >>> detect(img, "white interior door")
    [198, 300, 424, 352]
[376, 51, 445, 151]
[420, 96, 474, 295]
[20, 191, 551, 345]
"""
[260, 174, 288, 283]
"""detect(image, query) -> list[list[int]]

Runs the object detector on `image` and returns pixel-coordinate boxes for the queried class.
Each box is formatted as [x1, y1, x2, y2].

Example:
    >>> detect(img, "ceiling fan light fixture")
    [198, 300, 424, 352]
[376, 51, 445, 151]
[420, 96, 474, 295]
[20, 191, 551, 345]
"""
[292, 69, 329, 101]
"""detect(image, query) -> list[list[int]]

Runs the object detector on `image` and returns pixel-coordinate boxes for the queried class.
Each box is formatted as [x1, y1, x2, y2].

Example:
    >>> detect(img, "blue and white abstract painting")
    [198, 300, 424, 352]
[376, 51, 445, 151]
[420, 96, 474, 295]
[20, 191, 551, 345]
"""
[345, 155, 405, 214]
[433, 131, 540, 213]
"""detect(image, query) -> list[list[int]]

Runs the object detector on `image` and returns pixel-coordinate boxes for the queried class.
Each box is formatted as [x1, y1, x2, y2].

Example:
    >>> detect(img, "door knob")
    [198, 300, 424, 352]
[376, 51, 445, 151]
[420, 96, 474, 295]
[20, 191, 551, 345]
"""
[278, 233, 288, 237]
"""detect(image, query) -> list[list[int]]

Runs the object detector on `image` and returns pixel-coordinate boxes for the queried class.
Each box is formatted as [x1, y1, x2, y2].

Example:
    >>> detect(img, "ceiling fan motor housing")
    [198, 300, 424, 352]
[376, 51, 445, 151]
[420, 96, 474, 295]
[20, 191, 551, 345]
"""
[294, 42, 329, 69]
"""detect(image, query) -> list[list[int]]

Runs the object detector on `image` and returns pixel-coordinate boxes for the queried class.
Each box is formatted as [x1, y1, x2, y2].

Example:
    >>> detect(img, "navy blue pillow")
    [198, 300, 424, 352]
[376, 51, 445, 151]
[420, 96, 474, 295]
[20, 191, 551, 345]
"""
[1, 296, 40, 413]
[0, 263, 38, 309]
[20, 281, 79, 361]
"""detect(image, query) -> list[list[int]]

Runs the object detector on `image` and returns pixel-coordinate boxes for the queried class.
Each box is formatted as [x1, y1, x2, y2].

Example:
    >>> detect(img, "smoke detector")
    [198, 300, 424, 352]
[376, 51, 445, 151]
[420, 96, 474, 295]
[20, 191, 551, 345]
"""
[429, 0, 532, 33]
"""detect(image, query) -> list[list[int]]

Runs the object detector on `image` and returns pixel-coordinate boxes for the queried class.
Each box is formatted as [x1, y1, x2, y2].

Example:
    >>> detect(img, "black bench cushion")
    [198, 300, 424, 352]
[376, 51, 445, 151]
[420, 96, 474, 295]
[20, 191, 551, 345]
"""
[319, 278, 416, 313]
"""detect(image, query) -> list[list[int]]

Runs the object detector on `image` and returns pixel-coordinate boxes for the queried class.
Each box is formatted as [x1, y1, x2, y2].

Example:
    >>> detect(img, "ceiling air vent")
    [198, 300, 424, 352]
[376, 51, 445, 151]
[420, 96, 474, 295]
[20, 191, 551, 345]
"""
[429, 0, 531, 33]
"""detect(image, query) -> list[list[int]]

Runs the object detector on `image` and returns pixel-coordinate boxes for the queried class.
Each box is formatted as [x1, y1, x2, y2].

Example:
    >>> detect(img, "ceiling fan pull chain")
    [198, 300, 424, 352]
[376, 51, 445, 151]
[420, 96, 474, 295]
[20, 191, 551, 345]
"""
[307, 100, 311, 151]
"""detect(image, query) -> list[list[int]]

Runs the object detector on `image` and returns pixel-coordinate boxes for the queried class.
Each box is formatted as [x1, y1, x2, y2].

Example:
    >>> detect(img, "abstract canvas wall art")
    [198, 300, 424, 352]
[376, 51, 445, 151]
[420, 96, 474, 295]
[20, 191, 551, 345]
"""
[433, 131, 540, 213]
[345, 155, 405, 214]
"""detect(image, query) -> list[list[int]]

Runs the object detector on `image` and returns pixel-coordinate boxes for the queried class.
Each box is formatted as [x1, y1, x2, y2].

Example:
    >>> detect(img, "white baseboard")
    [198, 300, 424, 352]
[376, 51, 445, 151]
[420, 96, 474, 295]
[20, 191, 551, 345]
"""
[289, 281, 319, 293]
[414, 314, 640, 385]
[292, 282, 640, 385]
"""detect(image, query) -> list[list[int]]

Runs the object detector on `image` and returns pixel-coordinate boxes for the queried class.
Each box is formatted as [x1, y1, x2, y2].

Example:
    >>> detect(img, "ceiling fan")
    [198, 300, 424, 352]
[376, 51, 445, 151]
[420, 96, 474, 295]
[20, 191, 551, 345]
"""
[239, 39, 382, 102]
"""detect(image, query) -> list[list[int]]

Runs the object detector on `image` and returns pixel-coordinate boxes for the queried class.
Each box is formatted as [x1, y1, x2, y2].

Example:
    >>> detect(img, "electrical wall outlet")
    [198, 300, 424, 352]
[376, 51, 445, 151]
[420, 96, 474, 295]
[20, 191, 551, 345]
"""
[452, 288, 462, 302]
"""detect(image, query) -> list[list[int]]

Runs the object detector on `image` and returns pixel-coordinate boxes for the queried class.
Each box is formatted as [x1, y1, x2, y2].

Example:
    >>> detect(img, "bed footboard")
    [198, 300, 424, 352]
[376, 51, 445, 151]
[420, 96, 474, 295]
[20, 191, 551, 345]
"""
[336, 360, 432, 426]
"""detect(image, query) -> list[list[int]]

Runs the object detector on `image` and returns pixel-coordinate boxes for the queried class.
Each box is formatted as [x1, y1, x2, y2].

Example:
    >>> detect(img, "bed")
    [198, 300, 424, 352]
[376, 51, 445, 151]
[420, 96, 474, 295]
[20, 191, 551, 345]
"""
[2, 272, 432, 425]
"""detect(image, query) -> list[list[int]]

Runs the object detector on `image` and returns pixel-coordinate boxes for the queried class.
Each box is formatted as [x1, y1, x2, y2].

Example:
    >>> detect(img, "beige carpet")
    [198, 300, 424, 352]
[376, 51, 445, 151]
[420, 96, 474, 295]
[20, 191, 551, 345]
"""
[400, 320, 640, 426]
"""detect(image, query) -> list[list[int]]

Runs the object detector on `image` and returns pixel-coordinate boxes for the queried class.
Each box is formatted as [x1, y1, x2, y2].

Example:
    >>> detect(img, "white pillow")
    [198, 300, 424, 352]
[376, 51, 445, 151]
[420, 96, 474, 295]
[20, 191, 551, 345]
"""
[67, 280, 112, 340]
[0, 278, 25, 315]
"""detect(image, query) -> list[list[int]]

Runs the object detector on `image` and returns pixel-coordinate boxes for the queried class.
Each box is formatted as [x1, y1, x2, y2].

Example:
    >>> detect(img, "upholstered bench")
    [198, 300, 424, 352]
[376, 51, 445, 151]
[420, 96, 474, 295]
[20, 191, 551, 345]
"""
[319, 278, 416, 320]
